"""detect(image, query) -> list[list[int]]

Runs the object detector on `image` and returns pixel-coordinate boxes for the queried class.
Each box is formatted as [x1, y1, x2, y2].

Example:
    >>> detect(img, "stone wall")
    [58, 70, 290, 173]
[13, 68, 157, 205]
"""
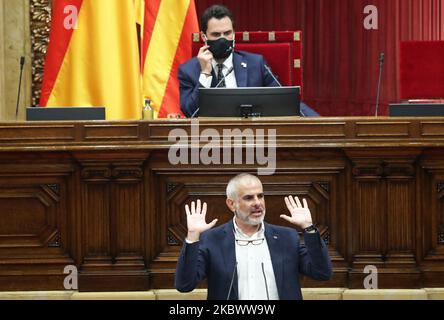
[0, 0, 31, 121]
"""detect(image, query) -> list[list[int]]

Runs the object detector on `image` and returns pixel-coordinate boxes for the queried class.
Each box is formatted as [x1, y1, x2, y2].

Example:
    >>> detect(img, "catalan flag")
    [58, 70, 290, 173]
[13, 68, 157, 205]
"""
[40, 0, 142, 120]
[141, 0, 199, 118]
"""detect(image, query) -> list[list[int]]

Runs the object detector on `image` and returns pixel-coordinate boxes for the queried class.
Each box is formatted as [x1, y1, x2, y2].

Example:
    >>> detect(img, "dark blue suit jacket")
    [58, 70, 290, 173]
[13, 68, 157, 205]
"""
[175, 220, 332, 300]
[178, 50, 319, 118]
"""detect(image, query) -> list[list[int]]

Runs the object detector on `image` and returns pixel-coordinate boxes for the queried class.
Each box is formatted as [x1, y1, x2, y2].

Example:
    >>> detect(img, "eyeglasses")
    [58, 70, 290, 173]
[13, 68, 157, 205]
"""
[235, 238, 265, 246]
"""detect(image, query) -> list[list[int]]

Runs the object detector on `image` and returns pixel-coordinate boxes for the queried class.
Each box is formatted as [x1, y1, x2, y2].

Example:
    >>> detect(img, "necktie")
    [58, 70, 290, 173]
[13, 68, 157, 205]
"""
[216, 63, 226, 88]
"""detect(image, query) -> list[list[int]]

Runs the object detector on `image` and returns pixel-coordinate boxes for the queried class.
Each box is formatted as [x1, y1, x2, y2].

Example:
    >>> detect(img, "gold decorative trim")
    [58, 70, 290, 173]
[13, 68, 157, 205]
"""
[30, 0, 52, 107]
[294, 31, 301, 42]
[192, 32, 200, 42]
[294, 59, 301, 69]
[242, 32, 250, 42]
[268, 32, 275, 42]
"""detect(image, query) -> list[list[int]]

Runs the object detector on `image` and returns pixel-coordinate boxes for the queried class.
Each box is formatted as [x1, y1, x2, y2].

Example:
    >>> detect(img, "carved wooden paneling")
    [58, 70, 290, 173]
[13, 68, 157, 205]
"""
[0, 160, 74, 290]
[1, 119, 444, 289]
[75, 154, 149, 291]
[351, 161, 384, 255]
[0, 185, 59, 247]
[438, 182, 444, 245]
[348, 153, 420, 288]
[147, 150, 346, 288]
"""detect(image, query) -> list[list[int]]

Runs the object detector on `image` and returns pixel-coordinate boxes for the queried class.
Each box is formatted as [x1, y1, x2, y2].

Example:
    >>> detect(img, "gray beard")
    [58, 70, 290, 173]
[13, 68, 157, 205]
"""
[235, 208, 265, 226]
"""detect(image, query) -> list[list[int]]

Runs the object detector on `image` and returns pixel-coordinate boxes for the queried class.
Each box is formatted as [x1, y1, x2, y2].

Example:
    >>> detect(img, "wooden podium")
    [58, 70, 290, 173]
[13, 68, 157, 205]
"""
[1, 117, 444, 291]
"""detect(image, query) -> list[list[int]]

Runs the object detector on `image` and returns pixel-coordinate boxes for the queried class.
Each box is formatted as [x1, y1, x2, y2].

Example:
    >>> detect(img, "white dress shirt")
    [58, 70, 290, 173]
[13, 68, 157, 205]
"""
[199, 53, 238, 88]
[233, 218, 279, 300]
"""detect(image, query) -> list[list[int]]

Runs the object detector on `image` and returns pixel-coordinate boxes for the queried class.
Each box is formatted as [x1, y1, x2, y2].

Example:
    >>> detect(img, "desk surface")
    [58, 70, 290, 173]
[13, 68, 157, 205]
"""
[1, 117, 444, 150]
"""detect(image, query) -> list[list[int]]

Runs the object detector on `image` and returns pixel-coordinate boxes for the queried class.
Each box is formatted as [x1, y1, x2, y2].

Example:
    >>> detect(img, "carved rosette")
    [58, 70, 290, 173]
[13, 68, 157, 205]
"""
[30, 0, 51, 106]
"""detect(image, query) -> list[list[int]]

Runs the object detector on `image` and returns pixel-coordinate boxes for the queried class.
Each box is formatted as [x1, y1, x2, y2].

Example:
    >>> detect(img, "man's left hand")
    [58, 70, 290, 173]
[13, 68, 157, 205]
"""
[280, 196, 313, 229]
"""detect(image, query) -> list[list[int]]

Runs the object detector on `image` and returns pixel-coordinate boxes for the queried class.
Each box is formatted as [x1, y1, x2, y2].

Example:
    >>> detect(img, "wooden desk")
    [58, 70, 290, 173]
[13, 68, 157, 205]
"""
[1, 117, 444, 291]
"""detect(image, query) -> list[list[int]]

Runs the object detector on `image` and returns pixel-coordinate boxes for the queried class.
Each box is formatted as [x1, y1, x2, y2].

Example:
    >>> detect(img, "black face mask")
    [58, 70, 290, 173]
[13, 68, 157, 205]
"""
[206, 38, 234, 60]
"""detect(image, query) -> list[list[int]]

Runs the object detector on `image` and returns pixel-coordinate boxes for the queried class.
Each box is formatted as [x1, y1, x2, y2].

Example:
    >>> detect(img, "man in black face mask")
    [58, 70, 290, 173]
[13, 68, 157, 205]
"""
[178, 5, 320, 118]
[178, 4, 272, 117]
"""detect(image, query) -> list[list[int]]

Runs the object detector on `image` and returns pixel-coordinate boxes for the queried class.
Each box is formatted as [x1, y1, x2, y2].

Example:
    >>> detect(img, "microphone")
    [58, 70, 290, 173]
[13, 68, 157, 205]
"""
[265, 64, 305, 116]
[226, 261, 238, 300]
[15, 56, 25, 118]
[261, 262, 270, 300]
[375, 52, 385, 117]
[215, 66, 234, 88]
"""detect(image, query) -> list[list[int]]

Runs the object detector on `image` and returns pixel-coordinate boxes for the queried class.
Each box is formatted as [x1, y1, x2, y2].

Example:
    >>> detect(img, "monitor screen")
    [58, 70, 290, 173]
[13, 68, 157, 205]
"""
[197, 86, 301, 118]
[389, 103, 444, 117]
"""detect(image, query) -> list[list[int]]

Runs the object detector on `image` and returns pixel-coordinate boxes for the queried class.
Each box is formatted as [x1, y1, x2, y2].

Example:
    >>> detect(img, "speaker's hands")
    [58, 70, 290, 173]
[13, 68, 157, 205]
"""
[186, 199, 218, 242]
[198, 45, 213, 75]
[280, 196, 313, 229]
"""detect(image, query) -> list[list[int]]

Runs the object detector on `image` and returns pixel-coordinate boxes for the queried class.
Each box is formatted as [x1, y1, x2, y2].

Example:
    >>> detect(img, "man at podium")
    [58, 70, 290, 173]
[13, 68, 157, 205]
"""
[178, 5, 318, 118]
[175, 173, 332, 300]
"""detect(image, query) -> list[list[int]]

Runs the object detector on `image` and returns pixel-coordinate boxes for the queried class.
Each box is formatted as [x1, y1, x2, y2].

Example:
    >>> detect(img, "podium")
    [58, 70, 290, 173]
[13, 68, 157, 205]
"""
[1, 117, 444, 291]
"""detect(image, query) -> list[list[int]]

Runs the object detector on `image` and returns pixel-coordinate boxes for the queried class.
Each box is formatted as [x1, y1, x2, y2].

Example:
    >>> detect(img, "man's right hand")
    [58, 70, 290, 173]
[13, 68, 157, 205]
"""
[185, 199, 218, 242]
[197, 45, 213, 75]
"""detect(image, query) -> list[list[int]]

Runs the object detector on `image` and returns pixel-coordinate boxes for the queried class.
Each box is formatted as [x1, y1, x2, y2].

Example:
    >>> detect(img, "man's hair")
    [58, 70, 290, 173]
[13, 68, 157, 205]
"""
[226, 173, 262, 200]
[201, 5, 235, 34]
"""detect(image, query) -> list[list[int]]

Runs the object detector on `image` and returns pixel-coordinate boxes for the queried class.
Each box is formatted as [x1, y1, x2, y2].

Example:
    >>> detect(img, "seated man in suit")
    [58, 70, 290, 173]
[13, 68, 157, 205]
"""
[175, 173, 332, 300]
[178, 5, 318, 118]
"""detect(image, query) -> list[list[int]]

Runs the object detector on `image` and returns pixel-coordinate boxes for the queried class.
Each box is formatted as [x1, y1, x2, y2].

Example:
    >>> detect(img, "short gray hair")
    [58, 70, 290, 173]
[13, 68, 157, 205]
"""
[226, 173, 262, 200]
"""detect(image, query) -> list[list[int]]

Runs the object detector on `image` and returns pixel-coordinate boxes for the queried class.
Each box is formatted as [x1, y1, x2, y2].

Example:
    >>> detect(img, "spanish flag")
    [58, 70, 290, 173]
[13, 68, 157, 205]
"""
[40, 0, 142, 120]
[141, 0, 198, 118]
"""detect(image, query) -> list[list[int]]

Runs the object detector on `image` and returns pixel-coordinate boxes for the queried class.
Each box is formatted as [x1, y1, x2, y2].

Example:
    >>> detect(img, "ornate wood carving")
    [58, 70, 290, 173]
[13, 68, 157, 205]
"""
[438, 226, 444, 245]
[167, 231, 180, 246]
[45, 184, 60, 195]
[438, 182, 444, 193]
[48, 231, 61, 248]
[81, 167, 113, 181]
[30, 0, 51, 107]
[167, 182, 180, 195]
[318, 182, 330, 193]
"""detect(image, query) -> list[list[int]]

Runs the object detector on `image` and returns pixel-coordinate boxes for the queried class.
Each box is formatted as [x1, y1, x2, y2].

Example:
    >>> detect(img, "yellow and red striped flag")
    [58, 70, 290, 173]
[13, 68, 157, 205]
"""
[141, 0, 199, 118]
[40, 0, 142, 120]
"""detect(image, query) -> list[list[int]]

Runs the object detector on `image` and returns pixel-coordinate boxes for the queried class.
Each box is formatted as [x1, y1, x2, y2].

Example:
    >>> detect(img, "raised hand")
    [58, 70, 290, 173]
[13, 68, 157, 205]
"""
[280, 196, 313, 229]
[185, 199, 218, 241]
[197, 45, 213, 75]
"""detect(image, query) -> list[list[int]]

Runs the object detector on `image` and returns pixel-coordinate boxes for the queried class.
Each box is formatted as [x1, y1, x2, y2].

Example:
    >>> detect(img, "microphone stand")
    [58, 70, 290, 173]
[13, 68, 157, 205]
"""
[261, 262, 270, 300]
[15, 56, 25, 119]
[265, 64, 305, 116]
[191, 66, 235, 118]
[215, 66, 234, 88]
[375, 53, 384, 117]
[226, 261, 238, 300]
[264, 64, 282, 87]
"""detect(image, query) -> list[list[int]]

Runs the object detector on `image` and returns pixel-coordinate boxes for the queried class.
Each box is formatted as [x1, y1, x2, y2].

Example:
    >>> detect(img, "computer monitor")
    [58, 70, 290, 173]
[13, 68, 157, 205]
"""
[26, 106, 106, 121]
[197, 86, 301, 118]
[389, 103, 444, 117]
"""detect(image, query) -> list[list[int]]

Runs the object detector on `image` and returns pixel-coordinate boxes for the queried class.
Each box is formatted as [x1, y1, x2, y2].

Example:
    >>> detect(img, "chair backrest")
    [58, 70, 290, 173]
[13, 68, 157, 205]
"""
[192, 31, 303, 95]
[400, 41, 444, 100]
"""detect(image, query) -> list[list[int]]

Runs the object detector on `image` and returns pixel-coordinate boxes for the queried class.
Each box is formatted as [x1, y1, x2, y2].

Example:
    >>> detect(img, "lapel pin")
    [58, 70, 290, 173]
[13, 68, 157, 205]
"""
[273, 235, 278, 239]
[241, 62, 247, 68]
